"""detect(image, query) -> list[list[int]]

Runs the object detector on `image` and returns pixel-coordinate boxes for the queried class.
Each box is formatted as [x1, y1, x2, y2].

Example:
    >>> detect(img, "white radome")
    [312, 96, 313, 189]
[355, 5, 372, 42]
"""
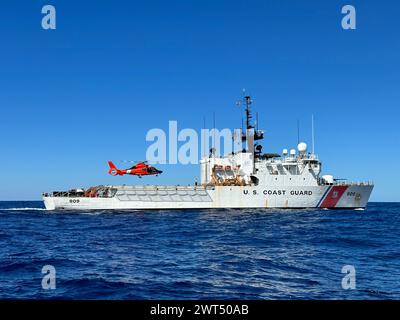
[297, 142, 307, 153]
[282, 148, 288, 155]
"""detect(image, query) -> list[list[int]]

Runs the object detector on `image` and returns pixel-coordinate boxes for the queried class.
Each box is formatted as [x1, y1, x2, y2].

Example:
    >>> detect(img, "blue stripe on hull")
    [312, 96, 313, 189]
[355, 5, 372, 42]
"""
[316, 186, 332, 208]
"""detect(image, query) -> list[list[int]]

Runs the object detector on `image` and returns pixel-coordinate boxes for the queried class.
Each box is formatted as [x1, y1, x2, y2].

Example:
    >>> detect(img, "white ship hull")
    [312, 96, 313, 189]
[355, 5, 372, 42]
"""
[43, 184, 373, 210]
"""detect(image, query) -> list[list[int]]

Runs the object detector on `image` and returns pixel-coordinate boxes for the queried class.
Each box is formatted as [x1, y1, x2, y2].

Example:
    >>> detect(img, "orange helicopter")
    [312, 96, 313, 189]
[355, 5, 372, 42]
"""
[107, 161, 162, 178]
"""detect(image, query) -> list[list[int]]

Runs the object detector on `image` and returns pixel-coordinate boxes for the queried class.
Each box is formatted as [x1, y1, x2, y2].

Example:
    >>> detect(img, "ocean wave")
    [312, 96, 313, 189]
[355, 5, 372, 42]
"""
[0, 201, 399, 299]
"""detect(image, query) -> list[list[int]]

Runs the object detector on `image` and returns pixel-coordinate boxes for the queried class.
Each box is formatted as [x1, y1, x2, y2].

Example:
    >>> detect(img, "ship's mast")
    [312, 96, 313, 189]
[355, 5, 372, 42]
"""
[245, 95, 253, 131]
[241, 95, 254, 146]
[237, 94, 264, 166]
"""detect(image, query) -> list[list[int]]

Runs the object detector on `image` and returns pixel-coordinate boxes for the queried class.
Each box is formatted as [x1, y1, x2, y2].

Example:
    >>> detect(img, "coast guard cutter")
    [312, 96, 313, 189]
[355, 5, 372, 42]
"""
[43, 95, 373, 210]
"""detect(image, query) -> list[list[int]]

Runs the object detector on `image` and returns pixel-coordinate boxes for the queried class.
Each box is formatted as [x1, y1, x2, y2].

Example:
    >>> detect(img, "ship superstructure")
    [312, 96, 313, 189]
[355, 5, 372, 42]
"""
[43, 95, 373, 210]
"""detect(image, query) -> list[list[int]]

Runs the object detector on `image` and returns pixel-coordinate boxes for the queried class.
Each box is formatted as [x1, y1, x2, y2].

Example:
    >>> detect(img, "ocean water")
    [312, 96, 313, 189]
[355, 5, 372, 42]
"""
[0, 201, 399, 300]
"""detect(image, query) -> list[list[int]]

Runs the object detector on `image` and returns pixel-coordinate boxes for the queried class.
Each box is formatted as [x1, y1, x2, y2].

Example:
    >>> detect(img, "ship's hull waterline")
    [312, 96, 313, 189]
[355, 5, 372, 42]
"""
[43, 184, 373, 210]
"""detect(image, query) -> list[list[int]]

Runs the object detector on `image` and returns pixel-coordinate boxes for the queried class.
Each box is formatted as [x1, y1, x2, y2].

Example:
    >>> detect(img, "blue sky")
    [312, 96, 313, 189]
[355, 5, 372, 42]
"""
[0, 0, 399, 201]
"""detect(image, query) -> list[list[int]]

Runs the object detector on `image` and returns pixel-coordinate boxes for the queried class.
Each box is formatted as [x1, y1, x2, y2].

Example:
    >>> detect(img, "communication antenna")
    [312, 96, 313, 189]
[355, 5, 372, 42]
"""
[231, 130, 234, 154]
[203, 116, 206, 157]
[312, 114, 315, 154]
[297, 119, 300, 144]
[213, 112, 216, 156]
[203, 116, 208, 184]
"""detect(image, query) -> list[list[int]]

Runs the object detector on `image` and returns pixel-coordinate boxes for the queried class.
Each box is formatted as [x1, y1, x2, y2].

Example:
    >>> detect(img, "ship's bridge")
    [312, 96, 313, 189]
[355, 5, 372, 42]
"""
[200, 142, 323, 187]
[256, 147, 322, 187]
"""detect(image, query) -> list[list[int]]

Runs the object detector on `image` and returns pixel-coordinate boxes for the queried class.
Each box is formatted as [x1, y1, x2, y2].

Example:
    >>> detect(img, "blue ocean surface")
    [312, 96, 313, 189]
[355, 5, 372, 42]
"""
[0, 201, 399, 299]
